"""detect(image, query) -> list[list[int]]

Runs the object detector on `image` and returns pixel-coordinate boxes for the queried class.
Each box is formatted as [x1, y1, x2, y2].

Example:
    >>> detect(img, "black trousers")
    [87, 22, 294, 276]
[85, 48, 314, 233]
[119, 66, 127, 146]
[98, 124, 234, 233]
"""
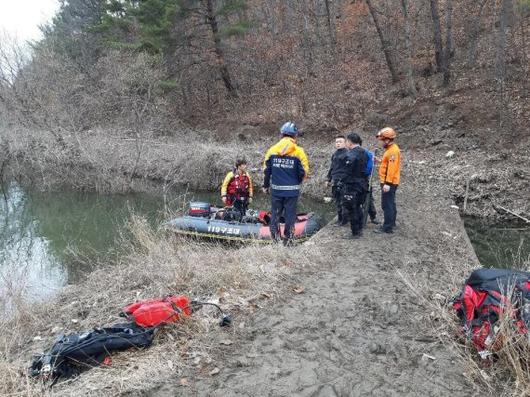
[270, 195, 299, 242]
[367, 190, 376, 220]
[341, 189, 363, 235]
[362, 189, 376, 224]
[232, 198, 248, 218]
[228, 196, 248, 220]
[381, 184, 397, 232]
[332, 184, 346, 223]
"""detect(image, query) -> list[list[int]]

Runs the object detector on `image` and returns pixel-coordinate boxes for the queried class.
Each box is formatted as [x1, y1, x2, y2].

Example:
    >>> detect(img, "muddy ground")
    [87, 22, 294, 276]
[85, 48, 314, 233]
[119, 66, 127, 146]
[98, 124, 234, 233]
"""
[146, 161, 484, 396]
[3, 137, 526, 396]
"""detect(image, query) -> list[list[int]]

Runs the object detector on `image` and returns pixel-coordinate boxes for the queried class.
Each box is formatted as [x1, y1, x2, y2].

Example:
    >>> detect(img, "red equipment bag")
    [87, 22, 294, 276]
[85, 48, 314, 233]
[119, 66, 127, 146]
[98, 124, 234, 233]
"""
[452, 268, 530, 356]
[122, 295, 192, 328]
[257, 210, 271, 225]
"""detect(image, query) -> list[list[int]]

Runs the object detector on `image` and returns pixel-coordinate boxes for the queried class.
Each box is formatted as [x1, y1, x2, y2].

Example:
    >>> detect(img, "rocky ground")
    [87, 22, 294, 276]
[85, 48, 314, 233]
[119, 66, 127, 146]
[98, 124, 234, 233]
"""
[146, 161, 485, 396]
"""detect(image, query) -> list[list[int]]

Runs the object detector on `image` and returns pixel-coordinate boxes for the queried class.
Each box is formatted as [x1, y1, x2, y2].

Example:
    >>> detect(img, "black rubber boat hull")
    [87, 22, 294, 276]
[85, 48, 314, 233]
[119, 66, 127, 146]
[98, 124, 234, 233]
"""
[165, 213, 321, 242]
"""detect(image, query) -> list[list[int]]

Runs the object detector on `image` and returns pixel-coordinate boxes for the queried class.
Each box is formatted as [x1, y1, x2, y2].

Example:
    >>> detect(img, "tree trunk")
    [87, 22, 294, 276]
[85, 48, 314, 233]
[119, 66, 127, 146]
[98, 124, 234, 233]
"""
[205, 0, 237, 97]
[495, 0, 513, 84]
[442, 0, 453, 86]
[400, 0, 417, 96]
[429, 0, 444, 72]
[520, 8, 529, 98]
[300, 0, 316, 76]
[365, 0, 399, 83]
[466, 0, 488, 67]
[495, 0, 514, 127]
[324, 0, 336, 46]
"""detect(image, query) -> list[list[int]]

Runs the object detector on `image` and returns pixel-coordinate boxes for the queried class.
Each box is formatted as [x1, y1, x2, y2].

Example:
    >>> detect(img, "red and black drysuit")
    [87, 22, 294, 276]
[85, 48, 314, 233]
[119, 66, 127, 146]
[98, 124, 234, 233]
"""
[221, 170, 253, 218]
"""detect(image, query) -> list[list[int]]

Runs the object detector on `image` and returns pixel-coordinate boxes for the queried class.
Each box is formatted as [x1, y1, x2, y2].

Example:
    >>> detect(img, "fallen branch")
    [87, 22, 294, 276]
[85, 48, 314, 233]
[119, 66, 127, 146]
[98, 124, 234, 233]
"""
[493, 204, 530, 224]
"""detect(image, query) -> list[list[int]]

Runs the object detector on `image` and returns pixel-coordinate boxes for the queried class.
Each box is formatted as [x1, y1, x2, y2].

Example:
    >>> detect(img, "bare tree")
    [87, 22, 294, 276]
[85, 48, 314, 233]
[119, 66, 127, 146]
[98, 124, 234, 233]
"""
[324, 0, 336, 46]
[518, 4, 530, 97]
[204, 0, 237, 97]
[495, 0, 514, 84]
[429, 0, 444, 72]
[400, 0, 417, 96]
[442, 0, 453, 86]
[495, 0, 514, 127]
[0, 33, 41, 127]
[466, 0, 488, 67]
[365, 0, 399, 83]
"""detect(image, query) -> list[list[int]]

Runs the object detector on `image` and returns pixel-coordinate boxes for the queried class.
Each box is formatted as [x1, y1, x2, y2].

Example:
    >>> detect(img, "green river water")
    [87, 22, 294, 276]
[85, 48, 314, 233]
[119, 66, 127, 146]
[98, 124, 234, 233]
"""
[464, 217, 530, 268]
[0, 182, 334, 310]
[0, 182, 528, 311]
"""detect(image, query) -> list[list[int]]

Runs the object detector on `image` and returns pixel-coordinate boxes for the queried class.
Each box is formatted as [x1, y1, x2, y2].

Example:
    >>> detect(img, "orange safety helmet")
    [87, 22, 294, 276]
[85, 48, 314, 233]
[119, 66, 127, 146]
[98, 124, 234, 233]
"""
[377, 127, 397, 140]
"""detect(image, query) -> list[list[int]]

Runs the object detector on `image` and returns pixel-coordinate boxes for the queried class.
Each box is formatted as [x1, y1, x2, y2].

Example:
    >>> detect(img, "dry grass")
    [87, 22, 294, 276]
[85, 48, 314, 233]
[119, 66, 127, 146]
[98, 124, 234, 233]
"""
[386, 171, 530, 396]
[443, 269, 530, 397]
[0, 125, 332, 395]
[396, 262, 530, 395]
[401, 248, 530, 396]
[0, 214, 327, 396]
[0, 126, 332, 199]
[2, 125, 528, 395]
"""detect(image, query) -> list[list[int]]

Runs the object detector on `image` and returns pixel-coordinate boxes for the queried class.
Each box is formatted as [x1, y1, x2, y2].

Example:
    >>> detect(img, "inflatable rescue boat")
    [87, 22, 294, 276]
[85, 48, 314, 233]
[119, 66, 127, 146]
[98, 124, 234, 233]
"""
[165, 202, 322, 242]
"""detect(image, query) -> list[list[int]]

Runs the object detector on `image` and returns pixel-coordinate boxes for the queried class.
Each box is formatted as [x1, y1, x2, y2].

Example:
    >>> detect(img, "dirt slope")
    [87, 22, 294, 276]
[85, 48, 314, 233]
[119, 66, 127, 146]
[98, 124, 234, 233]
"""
[147, 162, 484, 397]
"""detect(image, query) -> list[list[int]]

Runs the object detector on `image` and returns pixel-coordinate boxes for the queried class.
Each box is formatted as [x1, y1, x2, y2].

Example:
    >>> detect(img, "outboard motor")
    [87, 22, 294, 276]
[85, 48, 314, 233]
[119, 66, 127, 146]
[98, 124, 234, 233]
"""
[188, 202, 211, 218]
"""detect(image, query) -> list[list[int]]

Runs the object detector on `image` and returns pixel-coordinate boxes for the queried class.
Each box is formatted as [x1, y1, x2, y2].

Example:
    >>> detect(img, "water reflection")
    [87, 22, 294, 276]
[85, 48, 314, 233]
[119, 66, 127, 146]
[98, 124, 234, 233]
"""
[464, 217, 530, 269]
[0, 183, 66, 313]
[0, 182, 334, 312]
[0, 182, 165, 313]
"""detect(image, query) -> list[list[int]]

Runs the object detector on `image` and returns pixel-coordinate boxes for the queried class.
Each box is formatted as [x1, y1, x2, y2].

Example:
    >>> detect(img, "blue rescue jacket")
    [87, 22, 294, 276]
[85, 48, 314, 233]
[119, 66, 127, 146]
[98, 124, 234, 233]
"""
[263, 137, 310, 197]
[364, 148, 374, 177]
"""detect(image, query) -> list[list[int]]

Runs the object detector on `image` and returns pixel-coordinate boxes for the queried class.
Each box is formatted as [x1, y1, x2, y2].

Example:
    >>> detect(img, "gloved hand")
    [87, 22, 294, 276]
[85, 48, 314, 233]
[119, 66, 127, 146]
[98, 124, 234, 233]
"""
[382, 184, 391, 193]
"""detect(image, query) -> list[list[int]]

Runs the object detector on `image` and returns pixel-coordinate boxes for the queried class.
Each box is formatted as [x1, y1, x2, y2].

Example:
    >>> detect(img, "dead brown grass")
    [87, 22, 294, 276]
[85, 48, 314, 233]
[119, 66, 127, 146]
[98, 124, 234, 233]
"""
[0, 126, 332, 199]
[440, 271, 530, 397]
[0, 214, 327, 396]
[397, 222, 530, 396]
[384, 166, 530, 396]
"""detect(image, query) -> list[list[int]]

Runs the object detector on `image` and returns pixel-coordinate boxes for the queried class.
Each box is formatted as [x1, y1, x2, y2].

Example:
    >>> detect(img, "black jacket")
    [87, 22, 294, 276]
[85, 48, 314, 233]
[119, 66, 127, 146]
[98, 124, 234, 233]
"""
[326, 148, 349, 184]
[341, 146, 368, 191]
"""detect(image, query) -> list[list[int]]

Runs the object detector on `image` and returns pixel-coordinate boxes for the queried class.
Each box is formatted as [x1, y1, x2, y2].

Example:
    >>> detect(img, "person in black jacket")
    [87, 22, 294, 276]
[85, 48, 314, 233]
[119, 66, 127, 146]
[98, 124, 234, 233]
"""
[325, 135, 349, 225]
[341, 132, 368, 239]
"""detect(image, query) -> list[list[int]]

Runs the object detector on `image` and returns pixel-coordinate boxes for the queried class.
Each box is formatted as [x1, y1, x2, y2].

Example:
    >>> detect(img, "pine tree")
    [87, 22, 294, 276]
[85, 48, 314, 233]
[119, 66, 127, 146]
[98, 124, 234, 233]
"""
[38, 0, 108, 67]
[97, 0, 249, 95]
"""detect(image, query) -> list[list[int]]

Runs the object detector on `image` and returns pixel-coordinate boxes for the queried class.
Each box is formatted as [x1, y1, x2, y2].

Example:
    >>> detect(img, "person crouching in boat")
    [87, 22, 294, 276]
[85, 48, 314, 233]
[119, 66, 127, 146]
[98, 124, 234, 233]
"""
[221, 158, 254, 219]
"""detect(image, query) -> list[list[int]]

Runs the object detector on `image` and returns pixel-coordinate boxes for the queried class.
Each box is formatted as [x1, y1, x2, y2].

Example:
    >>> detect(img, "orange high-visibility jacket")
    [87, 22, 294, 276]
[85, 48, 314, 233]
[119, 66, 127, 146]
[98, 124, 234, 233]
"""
[379, 143, 401, 185]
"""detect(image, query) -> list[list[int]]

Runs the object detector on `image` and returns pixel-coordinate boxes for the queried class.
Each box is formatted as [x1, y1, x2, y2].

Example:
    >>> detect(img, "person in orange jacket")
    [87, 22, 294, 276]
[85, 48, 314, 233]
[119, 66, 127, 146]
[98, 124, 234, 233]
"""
[374, 127, 401, 234]
[221, 158, 253, 218]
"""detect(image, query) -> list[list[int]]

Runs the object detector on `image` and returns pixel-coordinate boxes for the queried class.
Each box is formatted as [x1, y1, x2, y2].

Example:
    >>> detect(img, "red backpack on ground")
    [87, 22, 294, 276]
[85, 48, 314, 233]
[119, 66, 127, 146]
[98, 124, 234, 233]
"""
[452, 268, 530, 358]
[122, 296, 192, 328]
